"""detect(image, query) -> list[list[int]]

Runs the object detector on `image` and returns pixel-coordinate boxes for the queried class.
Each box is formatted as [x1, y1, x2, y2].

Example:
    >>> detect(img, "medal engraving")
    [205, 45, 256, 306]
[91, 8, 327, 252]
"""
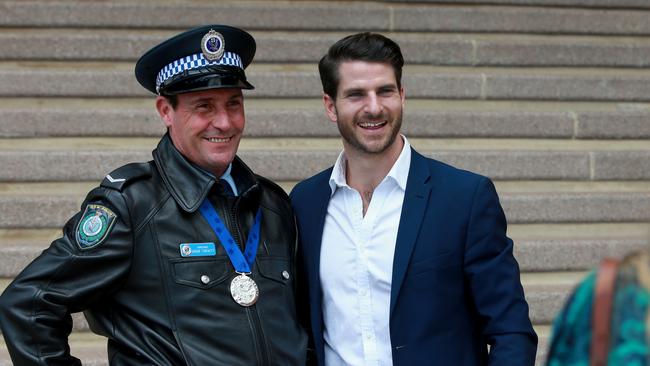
[230, 273, 259, 306]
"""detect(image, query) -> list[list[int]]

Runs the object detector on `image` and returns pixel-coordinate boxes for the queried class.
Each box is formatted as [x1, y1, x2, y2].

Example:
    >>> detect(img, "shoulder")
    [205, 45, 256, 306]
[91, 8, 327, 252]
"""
[414, 149, 489, 191]
[290, 166, 333, 200]
[100, 162, 153, 192]
[96, 162, 161, 229]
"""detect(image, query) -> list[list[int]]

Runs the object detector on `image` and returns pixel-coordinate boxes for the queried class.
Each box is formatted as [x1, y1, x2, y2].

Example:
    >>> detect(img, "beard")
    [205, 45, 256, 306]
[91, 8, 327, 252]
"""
[336, 109, 403, 155]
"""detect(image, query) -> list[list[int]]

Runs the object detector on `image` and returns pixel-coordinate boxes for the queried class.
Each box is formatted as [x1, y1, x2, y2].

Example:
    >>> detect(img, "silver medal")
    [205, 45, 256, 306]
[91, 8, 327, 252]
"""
[230, 273, 259, 307]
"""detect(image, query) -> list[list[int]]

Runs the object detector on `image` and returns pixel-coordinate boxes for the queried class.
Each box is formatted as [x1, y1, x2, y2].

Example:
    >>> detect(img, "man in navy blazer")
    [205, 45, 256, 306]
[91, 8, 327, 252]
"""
[290, 32, 537, 365]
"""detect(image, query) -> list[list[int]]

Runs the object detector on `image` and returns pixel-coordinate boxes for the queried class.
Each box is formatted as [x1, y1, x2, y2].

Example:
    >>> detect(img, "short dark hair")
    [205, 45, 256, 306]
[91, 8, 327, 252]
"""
[318, 32, 404, 100]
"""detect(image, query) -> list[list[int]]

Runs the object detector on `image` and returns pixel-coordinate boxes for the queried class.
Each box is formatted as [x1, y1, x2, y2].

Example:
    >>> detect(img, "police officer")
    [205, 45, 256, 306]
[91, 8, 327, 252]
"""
[0, 25, 307, 365]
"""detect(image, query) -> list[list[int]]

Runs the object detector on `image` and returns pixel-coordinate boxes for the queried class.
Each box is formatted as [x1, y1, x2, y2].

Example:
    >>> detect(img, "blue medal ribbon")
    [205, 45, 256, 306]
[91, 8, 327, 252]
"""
[198, 199, 262, 273]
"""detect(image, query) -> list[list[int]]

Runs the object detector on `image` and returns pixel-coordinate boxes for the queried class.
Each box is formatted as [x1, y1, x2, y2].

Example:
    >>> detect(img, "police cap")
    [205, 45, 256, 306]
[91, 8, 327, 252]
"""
[135, 24, 255, 96]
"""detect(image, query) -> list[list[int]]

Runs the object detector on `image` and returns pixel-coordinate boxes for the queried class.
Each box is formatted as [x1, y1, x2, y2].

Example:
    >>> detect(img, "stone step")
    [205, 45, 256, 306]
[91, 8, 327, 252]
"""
[522, 271, 585, 324]
[11, 184, 650, 224]
[0, 269, 583, 326]
[2, 98, 650, 139]
[401, 0, 650, 7]
[536, 325, 552, 366]
[1, 222, 645, 277]
[2, 137, 650, 181]
[0, 273, 565, 366]
[3, 28, 650, 68]
[3, 62, 650, 101]
[15, 188, 648, 227]
[0, 275, 587, 365]
[2, 180, 650, 226]
[0, 327, 553, 366]
[512, 222, 649, 271]
[1, 0, 649, 35]
[516, 236, 647, 271]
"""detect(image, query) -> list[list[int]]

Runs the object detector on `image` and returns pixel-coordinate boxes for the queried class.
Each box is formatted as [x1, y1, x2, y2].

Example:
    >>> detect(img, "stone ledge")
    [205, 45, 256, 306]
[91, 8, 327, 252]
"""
[3, 30, 650, 68]
[0, 149, 596, 181]
[4, 100, 650, 139]
[392, 0, 650, 7]
[1, 103, 588, 139]
[3, 66, 650, 101]
[0, 232, 642, 276]
[2, 189, 649, 228]
[394, 5, 650, 35]
[1, 1, 649, 35]
[514, 237, 647, 271]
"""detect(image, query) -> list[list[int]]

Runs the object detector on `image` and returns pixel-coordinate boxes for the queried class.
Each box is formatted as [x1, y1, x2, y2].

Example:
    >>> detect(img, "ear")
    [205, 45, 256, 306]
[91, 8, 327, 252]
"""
[399, 85, 406, 107]
[323, 93, 337, 123]
[155, 96, 174, 128]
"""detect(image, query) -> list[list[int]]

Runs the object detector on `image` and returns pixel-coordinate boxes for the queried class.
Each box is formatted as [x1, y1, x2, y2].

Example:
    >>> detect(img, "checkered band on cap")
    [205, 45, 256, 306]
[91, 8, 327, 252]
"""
[155, 51, 243, 92]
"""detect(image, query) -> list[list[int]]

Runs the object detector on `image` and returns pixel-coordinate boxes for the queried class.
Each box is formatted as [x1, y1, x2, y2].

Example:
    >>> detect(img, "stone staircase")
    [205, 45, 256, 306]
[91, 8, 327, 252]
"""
[1, 0, 650, 365]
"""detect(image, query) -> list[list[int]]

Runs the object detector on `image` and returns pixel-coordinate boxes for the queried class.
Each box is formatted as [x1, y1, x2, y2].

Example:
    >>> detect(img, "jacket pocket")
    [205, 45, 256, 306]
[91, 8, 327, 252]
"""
[257, 257, 291, 285]
[170, 257, 230, 289]
[409, 251, 456, 276]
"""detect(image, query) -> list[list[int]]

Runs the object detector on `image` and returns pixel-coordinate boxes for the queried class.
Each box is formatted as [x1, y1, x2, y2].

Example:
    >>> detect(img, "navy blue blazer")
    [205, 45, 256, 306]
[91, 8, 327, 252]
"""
[290, 148, 537, 366]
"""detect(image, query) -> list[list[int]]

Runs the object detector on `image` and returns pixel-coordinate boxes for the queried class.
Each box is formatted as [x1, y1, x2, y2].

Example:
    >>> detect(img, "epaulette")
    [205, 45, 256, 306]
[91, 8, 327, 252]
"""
[100, 162, 152, 191]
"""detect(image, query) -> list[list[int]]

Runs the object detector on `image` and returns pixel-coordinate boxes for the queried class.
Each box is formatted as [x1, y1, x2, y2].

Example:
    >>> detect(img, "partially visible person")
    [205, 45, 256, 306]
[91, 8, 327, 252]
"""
[547, 250, 650, 365]
[291, 32, 537, 366]
[0, 24, 307, 365]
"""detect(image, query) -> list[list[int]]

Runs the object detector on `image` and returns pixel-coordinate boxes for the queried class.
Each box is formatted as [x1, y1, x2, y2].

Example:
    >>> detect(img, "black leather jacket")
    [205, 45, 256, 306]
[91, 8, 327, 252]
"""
[0, 134, 307, 365]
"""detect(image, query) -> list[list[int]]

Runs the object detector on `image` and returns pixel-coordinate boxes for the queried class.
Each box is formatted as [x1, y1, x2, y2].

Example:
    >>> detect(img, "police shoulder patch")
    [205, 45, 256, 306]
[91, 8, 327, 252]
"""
[75, 204, 117, 250]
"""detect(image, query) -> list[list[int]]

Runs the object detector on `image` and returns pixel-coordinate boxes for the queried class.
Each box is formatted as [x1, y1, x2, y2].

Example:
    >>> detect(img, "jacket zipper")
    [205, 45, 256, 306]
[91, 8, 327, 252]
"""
[231, 197, 270, 366]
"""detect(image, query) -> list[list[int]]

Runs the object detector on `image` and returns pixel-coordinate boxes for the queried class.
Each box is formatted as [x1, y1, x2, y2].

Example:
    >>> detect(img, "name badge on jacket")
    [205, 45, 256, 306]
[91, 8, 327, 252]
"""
[179, 243, 216, 257]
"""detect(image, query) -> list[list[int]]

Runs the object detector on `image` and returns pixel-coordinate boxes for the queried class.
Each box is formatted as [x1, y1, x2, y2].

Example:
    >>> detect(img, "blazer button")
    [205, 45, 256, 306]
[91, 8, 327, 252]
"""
[282, 270, 290, 280]
[200, 275, 210, 284]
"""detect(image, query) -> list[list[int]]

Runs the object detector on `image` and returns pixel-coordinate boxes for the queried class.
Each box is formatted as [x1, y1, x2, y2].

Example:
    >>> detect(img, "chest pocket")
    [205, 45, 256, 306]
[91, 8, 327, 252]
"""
[170, 257, 230, 289]
[257, 257, 292, 285]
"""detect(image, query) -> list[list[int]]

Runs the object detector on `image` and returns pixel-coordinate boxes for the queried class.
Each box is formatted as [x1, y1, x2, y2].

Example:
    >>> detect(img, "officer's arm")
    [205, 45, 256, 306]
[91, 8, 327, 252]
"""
[0, 187, 133, 366]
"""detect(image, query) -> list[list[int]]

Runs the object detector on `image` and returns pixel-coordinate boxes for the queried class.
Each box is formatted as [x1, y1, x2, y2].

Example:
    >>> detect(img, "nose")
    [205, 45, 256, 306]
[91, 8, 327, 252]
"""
[364, 93, 383, 116]
[210, 108, 231, 130]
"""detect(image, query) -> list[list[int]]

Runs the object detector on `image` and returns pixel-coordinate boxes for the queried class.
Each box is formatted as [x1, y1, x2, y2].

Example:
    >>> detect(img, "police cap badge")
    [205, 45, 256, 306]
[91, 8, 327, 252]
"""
[135, 24, 256, 96]
[201, 30, 226, 61]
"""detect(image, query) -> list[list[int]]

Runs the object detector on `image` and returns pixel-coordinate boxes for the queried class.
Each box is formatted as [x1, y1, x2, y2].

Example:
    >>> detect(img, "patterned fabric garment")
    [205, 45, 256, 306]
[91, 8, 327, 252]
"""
[546, 251, 650, 365]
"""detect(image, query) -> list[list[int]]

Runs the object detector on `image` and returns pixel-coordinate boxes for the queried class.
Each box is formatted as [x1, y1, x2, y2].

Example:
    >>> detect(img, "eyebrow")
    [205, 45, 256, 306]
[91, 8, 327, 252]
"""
[342, 88, 365, 95]
[189, 97, 212, 105]
[342, 84, 398, 94]
[378, 84, 398, 91]
[188, 94, 243, 105]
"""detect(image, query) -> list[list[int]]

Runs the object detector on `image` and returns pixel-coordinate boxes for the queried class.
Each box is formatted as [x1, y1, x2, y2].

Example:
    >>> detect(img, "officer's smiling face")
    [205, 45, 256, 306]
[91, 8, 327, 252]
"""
[156, 88, 245, 177]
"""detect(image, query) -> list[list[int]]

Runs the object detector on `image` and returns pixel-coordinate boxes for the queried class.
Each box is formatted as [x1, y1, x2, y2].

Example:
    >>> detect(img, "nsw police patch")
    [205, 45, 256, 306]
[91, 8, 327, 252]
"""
[75, 204, 117, 250]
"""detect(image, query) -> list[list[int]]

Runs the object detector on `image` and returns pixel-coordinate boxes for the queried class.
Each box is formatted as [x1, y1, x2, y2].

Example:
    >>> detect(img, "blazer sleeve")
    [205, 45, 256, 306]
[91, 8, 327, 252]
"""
[289, 188, 318, 366]
[0, 187, 133, 366]
[463, 177, 538, 365]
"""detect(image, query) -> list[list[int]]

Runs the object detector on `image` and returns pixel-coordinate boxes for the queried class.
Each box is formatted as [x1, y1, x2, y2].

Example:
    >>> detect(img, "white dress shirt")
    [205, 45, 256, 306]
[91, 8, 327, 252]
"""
[321, 136, 411, 366]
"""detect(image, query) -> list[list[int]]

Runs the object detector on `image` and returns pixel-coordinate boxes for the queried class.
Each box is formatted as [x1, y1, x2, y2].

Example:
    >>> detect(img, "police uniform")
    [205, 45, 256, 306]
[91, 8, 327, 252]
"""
[0, 25, 307, 365]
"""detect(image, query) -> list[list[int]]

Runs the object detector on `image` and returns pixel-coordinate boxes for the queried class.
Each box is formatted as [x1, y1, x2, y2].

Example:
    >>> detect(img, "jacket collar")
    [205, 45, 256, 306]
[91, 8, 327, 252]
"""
[153, 133, 259, 212]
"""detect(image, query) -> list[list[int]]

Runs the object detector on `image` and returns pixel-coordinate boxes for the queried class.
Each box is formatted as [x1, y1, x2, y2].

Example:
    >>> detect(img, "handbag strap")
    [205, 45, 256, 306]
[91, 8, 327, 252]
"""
[590, 258, 620, 366]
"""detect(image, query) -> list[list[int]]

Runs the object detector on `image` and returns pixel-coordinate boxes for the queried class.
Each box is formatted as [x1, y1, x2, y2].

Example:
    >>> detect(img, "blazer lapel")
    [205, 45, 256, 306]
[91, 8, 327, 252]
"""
[390, 149, 433, 316]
